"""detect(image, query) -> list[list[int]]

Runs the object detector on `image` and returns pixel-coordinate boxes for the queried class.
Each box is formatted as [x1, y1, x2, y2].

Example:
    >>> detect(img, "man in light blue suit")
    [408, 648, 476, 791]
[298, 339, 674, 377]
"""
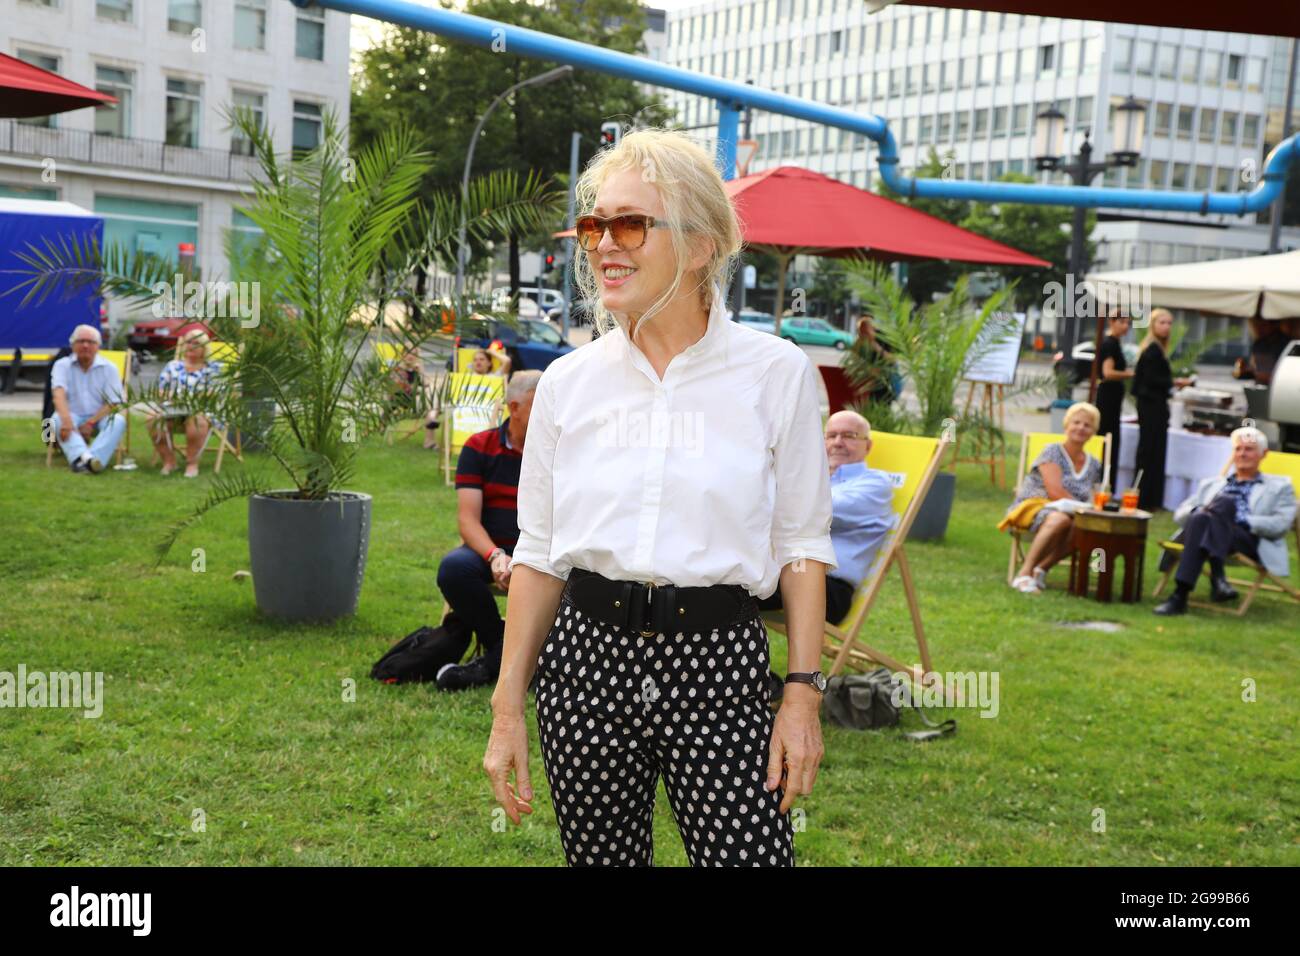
[1155, 426, 1297, 615]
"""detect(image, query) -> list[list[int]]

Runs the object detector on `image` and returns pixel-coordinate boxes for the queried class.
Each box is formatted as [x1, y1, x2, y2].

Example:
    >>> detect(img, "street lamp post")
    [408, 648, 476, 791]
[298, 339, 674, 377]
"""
[454, 65, 573, 303]
[1034, 95, 1145, 392]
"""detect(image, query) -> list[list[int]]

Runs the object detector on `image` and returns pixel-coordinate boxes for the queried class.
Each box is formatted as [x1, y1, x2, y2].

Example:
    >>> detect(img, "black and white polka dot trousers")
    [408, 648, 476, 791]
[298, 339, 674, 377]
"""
[533, 596, 795, 867]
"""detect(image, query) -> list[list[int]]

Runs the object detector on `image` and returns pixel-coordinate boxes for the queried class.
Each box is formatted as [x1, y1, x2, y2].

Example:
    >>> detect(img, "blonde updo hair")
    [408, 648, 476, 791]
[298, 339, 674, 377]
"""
[176, 327, 211, 361]
[573, 127, 742, 344]
[1063, 401, 1101, 431]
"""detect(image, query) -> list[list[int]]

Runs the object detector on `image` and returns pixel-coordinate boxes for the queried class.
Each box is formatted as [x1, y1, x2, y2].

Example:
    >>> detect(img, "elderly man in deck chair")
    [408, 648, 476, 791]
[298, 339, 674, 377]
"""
[758, 410, 895, 698]
[1154, 426, 1297, 616]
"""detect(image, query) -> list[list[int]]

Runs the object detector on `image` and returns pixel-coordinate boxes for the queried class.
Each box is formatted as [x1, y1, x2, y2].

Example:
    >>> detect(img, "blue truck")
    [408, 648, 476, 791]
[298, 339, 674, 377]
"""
[0, 197, 105, 392]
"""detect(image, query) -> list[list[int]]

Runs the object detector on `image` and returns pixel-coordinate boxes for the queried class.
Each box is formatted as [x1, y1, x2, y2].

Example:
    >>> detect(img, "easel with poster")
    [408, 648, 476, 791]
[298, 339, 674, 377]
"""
[950, 311, 1028, 487]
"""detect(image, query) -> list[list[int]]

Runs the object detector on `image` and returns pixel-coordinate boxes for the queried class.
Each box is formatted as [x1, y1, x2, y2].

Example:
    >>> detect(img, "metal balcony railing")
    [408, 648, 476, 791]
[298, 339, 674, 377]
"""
[0, 119, 260, 183]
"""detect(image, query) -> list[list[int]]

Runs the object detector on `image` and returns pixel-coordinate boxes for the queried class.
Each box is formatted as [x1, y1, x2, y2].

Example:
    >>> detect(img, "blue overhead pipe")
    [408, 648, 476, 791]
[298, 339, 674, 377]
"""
[295, 0, 1298, 214]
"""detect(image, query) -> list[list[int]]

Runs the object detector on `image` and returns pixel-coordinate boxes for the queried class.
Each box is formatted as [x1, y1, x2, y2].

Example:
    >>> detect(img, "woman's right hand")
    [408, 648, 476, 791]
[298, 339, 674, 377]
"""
[484, 711, 533, 825]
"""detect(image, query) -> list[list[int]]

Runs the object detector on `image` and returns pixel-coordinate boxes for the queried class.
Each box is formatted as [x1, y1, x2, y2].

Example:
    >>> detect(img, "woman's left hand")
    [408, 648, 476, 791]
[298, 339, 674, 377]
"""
[766, 685, 824, 814]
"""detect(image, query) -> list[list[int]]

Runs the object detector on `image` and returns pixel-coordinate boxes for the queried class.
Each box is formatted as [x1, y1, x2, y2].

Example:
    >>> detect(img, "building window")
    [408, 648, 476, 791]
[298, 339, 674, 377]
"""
[1012, 104, 1029, 136]
[937, 113, 952, 140]
[95, 195, 198, 263]
[919, 115, 933, 142]
[1202, 51, 1221, 86]
[165, 78, 201, 148]
[296, 7, 326, 60]
[1181, 49, 1200, 83]
[957, 111, 970, 138]
[292, 100, 323, 154]
[922, 63, 935, 93]
[97, 0, 132, 22]
[1157, 44, 1177, 79]
[1153, 103, 1172, 136]
[1149, 159, 1168, 187]
[998, 50, 1015, 84]
[1112, 37, 1133, 72]
[1242, 114, 1259, 145]
[1226, 53, 1243, 88]
[1061, 40, 1080, 75]
[230, 89, 265, 155]
[1075, 96, 1093, 130]
[1194, 164, 1212, 191]
[1170, 162, 1189, 189]
[168, 0, 200, 33]
[1198, 109, 1216, 143]
[1176, 105, 1193, 140]
[992, 106, 1008, 137]
[16, 50, 60, 128]
[1246, 57, 1264, 92]
[1134, 40, 1154, 76]
[235, 0, 266, 51]
[974, 108, 989, 137]
[1214, 167, 1232, 192]
[1039, 44, 1055, 74]
[831, 30, 842, 55]
[1220, 111, 1238, 146]
[94, 66, 133, 138]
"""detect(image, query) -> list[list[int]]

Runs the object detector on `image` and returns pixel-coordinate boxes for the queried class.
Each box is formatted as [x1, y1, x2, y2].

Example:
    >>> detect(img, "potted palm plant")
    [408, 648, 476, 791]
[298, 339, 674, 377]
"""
[16, 109, 561, 619]
[841, 261, 1022, 540]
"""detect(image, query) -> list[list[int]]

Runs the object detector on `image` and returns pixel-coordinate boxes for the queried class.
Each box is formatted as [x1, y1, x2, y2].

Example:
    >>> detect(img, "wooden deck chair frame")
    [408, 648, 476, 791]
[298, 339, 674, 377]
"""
[1151, 451, 1300, 616]
[1005, 430, 1111, 586]
[761, 432, 951, 682]
[146, 342, 244, 473]
[441, 371, 506, 486]
[45, 349, 133, 468]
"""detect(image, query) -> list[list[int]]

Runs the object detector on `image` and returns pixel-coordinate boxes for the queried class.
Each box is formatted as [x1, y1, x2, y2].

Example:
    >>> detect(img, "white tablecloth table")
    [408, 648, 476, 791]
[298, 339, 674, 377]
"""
[1113, 423, 1232, 511]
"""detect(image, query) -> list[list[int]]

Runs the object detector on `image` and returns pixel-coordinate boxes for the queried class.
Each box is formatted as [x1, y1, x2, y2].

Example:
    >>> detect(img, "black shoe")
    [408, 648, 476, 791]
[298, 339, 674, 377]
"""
[436, 648, 499, 691]
[1153, 591, 1189, 616]
[1209, 575, 1239, 603]
[70, 457, 88, 473]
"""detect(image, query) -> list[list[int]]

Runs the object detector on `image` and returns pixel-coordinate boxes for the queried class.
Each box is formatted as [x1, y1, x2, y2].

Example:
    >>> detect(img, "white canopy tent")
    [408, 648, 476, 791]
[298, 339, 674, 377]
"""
[1088, 249, 1300, 319]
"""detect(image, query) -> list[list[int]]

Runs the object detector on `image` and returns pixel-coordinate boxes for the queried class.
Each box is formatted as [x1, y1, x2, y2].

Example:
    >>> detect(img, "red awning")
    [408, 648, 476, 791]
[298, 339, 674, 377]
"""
[724, 165, 1049, 266]
[0, 53, 117, 119]
[555, 165, 1048, 268]
[899, 1, 1300, 38]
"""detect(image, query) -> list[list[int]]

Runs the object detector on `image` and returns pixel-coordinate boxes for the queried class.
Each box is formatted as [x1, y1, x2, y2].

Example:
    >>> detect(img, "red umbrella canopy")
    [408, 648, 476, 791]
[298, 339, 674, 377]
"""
[0, 53, 117, 119]
[725, 166, 1048, 267]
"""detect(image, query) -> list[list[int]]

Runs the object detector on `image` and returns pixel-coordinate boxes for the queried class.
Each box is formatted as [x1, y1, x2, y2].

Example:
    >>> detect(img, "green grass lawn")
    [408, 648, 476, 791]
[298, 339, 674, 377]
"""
[1, 414, 1295, 866]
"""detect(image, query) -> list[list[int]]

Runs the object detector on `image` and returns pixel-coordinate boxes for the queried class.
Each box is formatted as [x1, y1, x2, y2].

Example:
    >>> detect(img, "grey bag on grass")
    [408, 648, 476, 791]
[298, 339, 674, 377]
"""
[821, 668, 956, 741]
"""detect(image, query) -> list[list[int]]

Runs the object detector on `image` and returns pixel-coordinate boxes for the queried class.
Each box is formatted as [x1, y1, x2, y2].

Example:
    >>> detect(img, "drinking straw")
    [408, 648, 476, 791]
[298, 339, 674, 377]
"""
[1134, 469, 1144, 492]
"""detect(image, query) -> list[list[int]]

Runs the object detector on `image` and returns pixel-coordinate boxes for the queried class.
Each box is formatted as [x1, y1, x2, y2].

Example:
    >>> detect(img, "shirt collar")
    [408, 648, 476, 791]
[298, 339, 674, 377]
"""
[612, 283, 731, 372]
[1227, 472, 1262, 486]
[831, 460, 869, 483]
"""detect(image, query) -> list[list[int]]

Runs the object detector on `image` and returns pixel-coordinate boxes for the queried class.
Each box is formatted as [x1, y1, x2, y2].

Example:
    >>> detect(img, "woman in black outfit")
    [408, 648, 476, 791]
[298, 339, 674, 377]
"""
[1131, 308, 1192, 511]
[1093, 310, 1134, 487]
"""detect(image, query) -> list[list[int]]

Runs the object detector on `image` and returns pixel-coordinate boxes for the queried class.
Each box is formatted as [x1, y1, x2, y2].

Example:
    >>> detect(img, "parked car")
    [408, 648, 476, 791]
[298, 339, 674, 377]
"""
[492, 287, 564, 318]
[544, 299, 595, 327]
[453, 315, 574, 372]
[128, 317, 214, 354]
[732, 309, 775, 332]
[1053, 339, 1140, 385]
[775, 317, 855, 349]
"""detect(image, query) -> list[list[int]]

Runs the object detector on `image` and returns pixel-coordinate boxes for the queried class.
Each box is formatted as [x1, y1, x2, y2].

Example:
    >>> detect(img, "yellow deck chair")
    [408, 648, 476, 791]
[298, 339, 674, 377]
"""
[1152, 449, 1300, 615]
[1005, 431, 1111, 586]
[149, 341, 244, 474]
[762, 430, 951, 681]
[46, 348, 132, 467]
[374, 342, 432, 445]
[442, 371, 506, 486]
[455, 346, 505, 374]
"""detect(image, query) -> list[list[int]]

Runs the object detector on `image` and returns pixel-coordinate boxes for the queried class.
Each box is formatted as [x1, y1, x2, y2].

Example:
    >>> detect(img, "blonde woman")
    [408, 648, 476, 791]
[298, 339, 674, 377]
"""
[1131, 308, 1193, 510]
[483, 128, 836, 867]
[149, 328, 222, 477]
[1006, 402, 1104, 593]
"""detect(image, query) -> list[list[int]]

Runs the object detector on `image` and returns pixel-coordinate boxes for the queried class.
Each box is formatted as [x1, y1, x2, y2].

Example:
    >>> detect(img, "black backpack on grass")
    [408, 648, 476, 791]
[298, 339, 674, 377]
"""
[371, 613, 472, 684]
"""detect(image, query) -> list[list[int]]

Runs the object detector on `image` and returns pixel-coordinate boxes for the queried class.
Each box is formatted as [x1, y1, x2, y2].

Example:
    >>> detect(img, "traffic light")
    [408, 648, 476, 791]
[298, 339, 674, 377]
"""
[543, 253, 555, 273]
[600, 121, 621, 148]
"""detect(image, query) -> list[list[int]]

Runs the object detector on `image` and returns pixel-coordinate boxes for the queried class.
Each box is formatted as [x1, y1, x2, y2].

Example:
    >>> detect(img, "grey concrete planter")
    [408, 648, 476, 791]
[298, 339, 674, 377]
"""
[247, 491, 371, 620]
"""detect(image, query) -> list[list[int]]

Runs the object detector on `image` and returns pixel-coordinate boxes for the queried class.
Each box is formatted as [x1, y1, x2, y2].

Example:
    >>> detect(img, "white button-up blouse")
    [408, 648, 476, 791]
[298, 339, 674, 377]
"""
[509, 289, 837, 600]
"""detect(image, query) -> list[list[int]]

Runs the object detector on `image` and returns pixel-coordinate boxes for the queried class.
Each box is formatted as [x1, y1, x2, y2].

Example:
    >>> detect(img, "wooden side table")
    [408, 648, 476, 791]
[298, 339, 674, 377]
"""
[1068, 509, 1152, 603]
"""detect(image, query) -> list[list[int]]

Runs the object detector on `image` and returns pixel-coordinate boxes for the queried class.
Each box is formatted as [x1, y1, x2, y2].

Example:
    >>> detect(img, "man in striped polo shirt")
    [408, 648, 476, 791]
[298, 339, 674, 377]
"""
[436, 370, 542, 691]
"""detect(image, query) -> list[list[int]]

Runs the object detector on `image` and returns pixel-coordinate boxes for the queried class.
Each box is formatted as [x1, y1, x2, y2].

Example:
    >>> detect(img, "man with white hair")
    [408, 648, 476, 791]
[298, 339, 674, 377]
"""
[759, 409, 895, 697]
[1155, 426, 1297, 615]
[48, 325, 127, 473]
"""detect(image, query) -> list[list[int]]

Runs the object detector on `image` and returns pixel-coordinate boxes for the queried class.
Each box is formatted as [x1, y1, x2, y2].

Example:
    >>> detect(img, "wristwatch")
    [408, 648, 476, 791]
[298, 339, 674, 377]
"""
[784, 671, 828, 694]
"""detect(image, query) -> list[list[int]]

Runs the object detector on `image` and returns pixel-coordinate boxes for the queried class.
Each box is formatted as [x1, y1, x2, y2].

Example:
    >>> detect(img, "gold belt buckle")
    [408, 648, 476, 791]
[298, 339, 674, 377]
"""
[639, 581, 657, 636]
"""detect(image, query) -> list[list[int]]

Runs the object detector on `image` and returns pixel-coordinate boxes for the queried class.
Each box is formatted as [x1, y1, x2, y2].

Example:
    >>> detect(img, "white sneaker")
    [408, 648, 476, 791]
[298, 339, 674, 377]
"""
[1032, 568, 1048, 590]
[1011, 575, 1039, 593]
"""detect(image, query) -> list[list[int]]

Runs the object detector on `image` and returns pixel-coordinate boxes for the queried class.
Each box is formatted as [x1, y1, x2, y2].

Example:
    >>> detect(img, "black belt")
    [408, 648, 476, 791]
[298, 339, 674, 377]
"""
[563, 568, 759, 637]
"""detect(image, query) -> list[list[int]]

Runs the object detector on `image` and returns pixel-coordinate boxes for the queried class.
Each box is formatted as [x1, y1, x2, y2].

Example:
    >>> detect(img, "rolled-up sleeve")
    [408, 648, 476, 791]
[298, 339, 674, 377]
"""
[770, 354, 837, 572]
[509, 371, 570, 581]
